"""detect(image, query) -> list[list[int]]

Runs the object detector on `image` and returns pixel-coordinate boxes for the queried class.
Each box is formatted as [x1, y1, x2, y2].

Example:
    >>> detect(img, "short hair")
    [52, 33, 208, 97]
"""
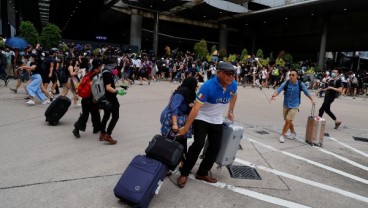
[290, 68, 298, 74]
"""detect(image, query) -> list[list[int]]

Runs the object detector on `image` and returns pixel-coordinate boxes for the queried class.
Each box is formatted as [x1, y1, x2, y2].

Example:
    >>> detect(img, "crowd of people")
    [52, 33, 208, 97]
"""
[0, 42, 367, 187]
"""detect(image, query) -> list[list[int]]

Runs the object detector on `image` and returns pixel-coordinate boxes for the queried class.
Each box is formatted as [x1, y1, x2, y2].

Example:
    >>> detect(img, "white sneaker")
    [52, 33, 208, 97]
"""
[279, 135, 286, 143]
[26, 100, 35, 105]
[288, 132, 296, 139]
[42, 100, 51, 105]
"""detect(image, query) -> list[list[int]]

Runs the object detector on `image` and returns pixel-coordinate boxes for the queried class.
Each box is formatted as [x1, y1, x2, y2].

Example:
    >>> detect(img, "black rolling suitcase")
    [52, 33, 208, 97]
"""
[44, 96, 71, 126]
[114, 155, 168, 208]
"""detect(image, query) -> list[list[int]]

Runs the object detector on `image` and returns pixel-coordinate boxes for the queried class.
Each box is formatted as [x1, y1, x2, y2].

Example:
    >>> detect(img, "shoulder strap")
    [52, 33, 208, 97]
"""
[298, 80, 302, 105]
[284, 80, 290, 92]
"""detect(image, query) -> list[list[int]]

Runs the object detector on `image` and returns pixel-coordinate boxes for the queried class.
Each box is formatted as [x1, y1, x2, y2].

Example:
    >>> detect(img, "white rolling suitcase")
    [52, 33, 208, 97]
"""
[202, 121, 244, 167]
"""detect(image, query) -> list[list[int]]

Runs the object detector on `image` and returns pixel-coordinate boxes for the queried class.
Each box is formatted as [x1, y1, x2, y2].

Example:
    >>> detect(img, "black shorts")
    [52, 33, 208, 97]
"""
[42, 72, 57, 84]
[342, 82, 348, 88]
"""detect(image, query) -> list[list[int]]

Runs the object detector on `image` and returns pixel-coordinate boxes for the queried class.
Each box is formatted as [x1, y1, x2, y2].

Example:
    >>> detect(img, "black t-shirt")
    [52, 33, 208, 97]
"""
[31, 61, 42, 75]
[49, 57, 57, 74]
[102, 70, 118, 104]
[325, 79, 342, 99]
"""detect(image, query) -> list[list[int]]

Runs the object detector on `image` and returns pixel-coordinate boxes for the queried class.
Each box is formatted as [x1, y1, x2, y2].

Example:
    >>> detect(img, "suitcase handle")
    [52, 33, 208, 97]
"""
[311, 103, 315, 117]
[224, 117, 234, 125]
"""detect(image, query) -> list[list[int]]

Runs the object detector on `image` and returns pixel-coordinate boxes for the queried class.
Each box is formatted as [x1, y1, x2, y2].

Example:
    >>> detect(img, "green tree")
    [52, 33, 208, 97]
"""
[19, 21, 39, 46]
[256, 49, 264, 59]
[227, 54, 237, 62]
[210, 45, 217, 54]
[284, 53, 293, 65]
[259, 58, 270, 67]
[193, 39, 208, 60]
[240, 48, 248, 62]
[219, 48, 227, 59]
[275, 57, 286, 67]
[39, 23, 61, 49]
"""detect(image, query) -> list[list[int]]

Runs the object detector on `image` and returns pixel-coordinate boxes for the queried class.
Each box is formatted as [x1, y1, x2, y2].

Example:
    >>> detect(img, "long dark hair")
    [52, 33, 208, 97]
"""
[174, 77, 198, 104]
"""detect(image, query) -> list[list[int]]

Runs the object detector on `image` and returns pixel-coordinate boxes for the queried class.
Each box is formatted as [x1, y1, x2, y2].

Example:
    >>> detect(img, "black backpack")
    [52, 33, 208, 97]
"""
[58, 66, 68, 84]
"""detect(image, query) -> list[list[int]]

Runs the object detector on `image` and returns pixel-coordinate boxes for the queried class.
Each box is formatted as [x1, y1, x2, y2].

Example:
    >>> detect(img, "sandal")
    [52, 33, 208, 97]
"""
[177, 175, 188, 188]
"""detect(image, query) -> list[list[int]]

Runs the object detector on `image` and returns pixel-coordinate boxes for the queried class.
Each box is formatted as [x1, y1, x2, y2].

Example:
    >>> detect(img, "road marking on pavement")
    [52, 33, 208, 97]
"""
[171, 171, 311, 208]
[327, 137, 368, 158]
[248, 138, 368, 185]
[234, 158, 368, 204]
[316, 147, 368, 172]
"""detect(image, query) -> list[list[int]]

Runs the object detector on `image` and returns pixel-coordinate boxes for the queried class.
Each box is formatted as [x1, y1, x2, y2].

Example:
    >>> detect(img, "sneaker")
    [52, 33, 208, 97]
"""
[24, 96, 31, 101]
[288, 132, 296, 139]
[5, 78, 9, 86]
[42, 100, 51, 105]
[72, 128, 81, 138]
[102, 134, 117, 144]
[334, 121, 342, 129]
[279, 135, 286, 143]
[26, 100, 35, 105]
[10, 88, 17, 93]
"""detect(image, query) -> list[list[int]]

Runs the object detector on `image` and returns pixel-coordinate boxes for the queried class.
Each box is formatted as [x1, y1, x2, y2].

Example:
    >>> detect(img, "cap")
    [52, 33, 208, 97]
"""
[92, 59, 103, 68]
[218, 62, 235, 72]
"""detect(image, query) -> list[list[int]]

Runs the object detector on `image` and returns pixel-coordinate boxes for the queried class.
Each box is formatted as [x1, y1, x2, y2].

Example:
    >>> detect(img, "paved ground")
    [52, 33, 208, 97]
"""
[0, 79, 367, 208]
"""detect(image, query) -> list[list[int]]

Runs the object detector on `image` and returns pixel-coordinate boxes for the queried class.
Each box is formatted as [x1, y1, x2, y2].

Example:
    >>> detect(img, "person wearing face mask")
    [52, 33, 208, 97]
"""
[318, 69, 343, 129]
[23, 54, 50, 105]
[99, 57, 126, 145]
[10, 55, 30, 94]
[72, 59, 103, 138]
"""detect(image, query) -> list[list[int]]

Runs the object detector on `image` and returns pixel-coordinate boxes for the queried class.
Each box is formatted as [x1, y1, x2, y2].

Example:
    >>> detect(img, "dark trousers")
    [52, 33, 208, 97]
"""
[180, 120, 222, 177]
[318, 98, 336, 121]
[0, 65, 6, 80]
[101, 102, 120, 135]
[74, 98, 101, 131]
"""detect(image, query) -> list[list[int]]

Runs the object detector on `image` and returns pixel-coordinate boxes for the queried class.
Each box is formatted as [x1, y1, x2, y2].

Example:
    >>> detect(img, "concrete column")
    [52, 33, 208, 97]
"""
[318, 17, 328, 70]
[1, 0, 10, 38]
[152, 12, 159, 57]
[251, 33, 256, 55]
[130, 9, 142, 52]
[219, 24, 228, 53]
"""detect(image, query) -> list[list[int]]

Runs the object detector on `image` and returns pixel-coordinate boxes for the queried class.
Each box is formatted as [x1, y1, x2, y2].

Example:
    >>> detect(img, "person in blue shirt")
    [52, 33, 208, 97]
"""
[176, 62, 238, 188]
[160, 77, 198, 162]
[272, 68, 315, 143]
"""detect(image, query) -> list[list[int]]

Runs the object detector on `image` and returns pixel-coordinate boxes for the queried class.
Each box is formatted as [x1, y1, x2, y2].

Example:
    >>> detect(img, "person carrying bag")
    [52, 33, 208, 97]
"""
[160, 77, 198, 162]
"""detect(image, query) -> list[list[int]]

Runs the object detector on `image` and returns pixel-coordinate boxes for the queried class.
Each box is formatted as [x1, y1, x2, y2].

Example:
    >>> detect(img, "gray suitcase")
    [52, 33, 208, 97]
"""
[202, 122, 244, 167]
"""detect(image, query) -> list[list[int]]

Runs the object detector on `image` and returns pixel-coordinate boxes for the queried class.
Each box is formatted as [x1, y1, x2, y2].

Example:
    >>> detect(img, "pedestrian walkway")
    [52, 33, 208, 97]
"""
[0, 80, 367, 208]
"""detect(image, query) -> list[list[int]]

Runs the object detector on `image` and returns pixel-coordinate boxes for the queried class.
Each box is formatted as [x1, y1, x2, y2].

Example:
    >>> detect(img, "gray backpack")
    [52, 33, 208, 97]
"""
[91, 70, 111, 103]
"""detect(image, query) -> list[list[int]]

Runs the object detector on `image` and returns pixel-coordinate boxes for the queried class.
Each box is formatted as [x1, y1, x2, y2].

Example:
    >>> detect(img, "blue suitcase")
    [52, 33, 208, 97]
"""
[114, 155, 168, 208]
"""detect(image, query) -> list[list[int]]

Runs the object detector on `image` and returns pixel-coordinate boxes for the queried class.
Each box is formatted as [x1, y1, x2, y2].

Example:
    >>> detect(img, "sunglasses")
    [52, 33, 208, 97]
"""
[289, 74, 297, 77]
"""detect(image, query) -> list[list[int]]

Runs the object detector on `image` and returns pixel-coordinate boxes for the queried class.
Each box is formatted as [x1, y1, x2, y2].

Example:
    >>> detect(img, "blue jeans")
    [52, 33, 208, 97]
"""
[26, 74, 47, 101]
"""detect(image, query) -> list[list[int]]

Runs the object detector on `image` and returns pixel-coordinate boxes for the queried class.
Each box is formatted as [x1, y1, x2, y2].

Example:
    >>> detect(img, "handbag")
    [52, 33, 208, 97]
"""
[160, 109, 192, 139]
[145, 134, 184, 170]
[160, 92, 193, 139]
